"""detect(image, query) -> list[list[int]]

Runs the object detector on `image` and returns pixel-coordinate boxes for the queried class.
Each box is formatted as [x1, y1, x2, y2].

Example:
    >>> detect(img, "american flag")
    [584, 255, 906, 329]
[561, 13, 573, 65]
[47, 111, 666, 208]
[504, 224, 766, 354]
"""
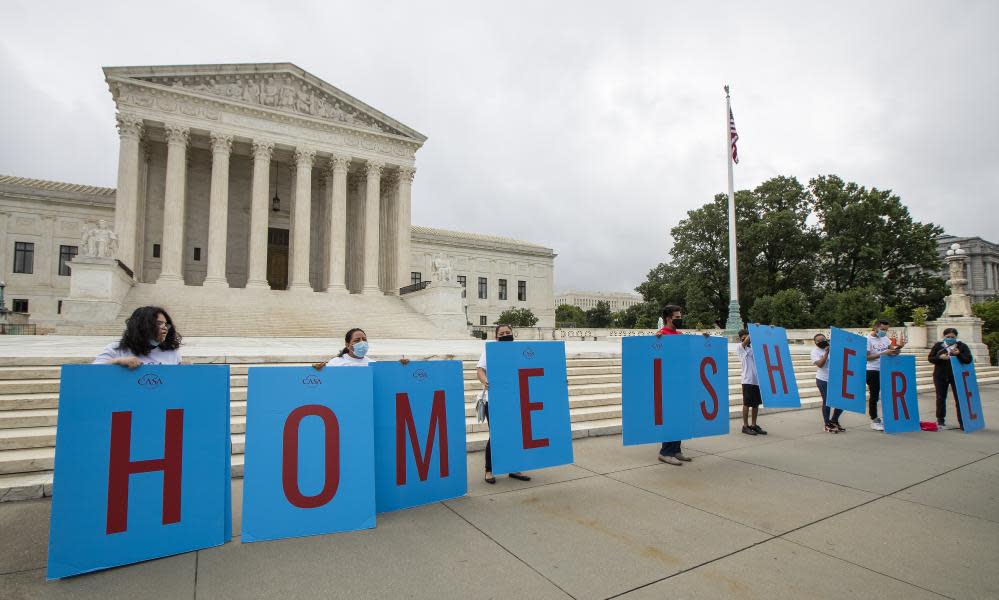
[729, 108, 739, 164]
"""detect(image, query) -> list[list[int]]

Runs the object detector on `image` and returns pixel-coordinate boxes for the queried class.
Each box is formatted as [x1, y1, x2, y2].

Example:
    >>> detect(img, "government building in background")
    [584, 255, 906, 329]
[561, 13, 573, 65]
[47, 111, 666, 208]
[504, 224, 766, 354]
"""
[555, 290, 642, 311]
[0, 63, 555, 335]
[937, 235, 999, 304]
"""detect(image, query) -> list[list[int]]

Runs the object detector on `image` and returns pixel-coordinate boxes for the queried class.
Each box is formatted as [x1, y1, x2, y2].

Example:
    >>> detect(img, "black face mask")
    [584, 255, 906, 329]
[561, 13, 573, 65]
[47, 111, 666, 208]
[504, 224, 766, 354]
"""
[817, 340, 829, 349]
[670, 318, 683, 330]
[498, 334, 514, 342]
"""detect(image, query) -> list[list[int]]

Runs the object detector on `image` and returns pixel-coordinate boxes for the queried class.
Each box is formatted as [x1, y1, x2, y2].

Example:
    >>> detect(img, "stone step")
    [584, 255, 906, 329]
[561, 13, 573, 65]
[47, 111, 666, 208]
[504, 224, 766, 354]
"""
[0, 426, 57, 451]
[0, 367, 62, 380]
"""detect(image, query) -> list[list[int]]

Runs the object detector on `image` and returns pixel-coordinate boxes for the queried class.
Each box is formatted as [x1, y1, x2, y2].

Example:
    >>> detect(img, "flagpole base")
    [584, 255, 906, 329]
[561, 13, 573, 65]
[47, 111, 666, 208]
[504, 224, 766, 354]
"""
[724, 300, 743, 336]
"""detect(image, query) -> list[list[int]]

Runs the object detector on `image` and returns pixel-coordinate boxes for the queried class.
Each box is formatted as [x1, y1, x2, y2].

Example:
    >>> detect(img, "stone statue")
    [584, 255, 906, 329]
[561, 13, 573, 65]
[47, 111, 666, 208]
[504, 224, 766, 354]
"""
[81, 219, 118, 258]
[431, 253, 453, 283]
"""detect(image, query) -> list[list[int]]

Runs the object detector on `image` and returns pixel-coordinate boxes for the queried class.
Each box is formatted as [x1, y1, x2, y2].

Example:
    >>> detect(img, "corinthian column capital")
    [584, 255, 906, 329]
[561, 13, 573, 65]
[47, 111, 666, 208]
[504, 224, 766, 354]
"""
[251, 140, 275, 161]
[116, 114, 144, 140]
[164, 124, 190, 146]
[210, 132, 234, 155]
[294, 148, 317, 168]
[365, 160, 384, 179]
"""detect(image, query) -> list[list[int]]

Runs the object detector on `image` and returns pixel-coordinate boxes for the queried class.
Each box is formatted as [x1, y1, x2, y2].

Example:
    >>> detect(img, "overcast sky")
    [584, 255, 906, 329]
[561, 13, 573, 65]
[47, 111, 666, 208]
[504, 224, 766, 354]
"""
[2, 1, 996, 294]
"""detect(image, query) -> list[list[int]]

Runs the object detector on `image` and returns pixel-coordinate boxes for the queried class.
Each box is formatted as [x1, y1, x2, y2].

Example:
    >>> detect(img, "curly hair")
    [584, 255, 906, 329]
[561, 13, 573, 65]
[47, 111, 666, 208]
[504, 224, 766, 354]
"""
[118, 306, 181, 357]
[337, 328, 366, 357]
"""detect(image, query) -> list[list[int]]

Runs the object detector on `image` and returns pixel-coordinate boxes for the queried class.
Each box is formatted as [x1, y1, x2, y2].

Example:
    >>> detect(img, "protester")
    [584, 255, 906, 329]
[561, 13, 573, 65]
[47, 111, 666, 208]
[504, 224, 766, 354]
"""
[734, 329, 767, 435]
[313, 328, 376, 369]
[811, 333, 843, 432]
[866, 319, 903, 431]
[655, 305, 694, 465]
[928, 327, 973, 429]
[94, 306, 182, 368]
[477, 323, 531, 484]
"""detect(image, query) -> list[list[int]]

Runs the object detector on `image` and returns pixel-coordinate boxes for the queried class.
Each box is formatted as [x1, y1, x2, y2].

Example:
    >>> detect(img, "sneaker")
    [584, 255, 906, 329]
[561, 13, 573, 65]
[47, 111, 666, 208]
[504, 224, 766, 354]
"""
[870, 419, 884, 431]
[675, 453, 692, 462]
[658, 455, 682, 466]
[741, 425, 757, 435]
[751, 425, 768, 435]
[937, 420, 946, 430]
[831, 421, 846, 432]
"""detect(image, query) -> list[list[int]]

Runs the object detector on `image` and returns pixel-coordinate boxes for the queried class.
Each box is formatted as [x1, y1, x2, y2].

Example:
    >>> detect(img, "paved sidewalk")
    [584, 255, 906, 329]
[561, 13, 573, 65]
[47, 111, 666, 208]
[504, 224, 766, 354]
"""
[2, 390, 997, 599]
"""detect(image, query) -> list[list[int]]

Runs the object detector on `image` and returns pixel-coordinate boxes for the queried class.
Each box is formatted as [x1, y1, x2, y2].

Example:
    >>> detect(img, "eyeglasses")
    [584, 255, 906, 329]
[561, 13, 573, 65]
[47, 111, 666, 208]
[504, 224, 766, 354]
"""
[155, 321, 172, 330]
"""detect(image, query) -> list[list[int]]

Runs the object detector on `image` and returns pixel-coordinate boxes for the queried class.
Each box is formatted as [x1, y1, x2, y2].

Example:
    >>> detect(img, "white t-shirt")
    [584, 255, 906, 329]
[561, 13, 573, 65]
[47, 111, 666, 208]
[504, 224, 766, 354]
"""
[866, 334, 892, 371]
[735, 344, 758, 385]
[476, 350, 487, 373]
[94, 343, 182, 365]
[811, 346, 830, 382]
[328, 355, 373, 367]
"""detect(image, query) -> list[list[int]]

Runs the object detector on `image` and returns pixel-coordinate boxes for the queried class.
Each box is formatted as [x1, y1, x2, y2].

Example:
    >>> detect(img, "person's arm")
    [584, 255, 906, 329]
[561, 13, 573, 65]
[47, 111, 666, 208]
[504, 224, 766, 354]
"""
[928, 343, 946, 364]
[814, 350, 830, 368]
[957, 342, 973, 365]
[110, 356, 143, 369]
[476, 367, 488, 389]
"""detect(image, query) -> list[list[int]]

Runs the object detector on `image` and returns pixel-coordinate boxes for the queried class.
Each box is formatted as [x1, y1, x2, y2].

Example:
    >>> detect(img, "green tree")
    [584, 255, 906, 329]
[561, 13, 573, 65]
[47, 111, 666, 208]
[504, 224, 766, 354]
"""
[495, 307, 538, 327]
[555, 304, 586, 328]
[613, 302, 660, 329]
[812, 287, 882, 328]
[748, 289, 814, 328]
[810, 175, 945, 320]
[973, 299, 999, 365]
[585, 301, 613, 328]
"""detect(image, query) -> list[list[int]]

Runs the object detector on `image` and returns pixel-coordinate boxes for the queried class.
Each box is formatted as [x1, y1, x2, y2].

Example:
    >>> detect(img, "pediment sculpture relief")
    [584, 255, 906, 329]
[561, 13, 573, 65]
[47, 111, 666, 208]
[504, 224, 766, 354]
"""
[137, 74, 403, 136]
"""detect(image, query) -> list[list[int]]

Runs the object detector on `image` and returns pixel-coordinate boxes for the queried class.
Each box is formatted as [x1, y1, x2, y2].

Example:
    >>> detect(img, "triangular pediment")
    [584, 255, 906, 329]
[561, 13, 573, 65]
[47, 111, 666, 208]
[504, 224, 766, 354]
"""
[103, 63, 426, 142]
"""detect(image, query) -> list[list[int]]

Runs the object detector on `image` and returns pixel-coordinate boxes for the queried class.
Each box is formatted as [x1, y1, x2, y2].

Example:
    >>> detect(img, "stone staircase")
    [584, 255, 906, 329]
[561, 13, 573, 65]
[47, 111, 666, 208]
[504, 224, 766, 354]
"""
[55, 282, 467, 339]
[1, 354, 997, 501]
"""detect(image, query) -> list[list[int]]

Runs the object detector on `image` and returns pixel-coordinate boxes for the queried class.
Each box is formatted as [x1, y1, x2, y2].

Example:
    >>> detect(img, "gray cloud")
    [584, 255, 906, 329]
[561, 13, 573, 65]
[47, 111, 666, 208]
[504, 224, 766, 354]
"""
[1, 0, 996, 294]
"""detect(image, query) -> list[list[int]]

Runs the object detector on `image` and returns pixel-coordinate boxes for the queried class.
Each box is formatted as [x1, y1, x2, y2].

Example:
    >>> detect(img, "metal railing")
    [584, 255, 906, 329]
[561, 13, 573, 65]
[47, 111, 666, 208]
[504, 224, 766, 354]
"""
[399, 281, 431, 295]
[0, 323, 37, 335]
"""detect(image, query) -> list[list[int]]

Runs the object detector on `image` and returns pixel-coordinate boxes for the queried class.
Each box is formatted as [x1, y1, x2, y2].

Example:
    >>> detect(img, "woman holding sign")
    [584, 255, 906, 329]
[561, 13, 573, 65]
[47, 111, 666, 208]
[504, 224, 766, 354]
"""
[313, 328, 375, 369]
[93, 306, 182, 368]
[928, 327, 973, 429]
[478, 324, 531, 484]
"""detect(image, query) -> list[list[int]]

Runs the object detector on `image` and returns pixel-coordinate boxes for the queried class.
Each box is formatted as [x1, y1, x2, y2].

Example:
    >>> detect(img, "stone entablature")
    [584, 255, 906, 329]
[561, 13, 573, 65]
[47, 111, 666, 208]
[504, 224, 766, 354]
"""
[555, 290, 642, 311]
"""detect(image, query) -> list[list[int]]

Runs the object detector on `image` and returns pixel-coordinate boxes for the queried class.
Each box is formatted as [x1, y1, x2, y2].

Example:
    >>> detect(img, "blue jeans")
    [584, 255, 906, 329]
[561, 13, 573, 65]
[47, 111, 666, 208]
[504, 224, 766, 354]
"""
[660, 441, 681, 456]
[817, 379, 843, 425]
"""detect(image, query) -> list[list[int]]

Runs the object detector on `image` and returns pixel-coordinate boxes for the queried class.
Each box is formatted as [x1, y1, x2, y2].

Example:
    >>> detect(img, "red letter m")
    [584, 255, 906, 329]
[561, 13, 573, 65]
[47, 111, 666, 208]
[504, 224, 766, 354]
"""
[396, 391, 449, 484]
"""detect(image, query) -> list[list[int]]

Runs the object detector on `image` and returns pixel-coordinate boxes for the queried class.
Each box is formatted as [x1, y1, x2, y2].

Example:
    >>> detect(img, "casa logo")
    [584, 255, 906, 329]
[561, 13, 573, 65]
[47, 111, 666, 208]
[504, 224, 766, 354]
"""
[412, 369, 429, 382]
[302, 375, 322, 386]
[137, 373, 164, 388]
[522, 347, 536, 359]
[651, 342, 663, 350]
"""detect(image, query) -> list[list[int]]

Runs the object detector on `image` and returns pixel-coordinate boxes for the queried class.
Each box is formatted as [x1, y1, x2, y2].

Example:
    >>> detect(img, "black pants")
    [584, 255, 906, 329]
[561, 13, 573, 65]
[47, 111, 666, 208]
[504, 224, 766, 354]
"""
[484, 403, 492, 472]
[934, 375, 964, 427]
[867, 370, 880, 419]
[660, 440, 681, 456]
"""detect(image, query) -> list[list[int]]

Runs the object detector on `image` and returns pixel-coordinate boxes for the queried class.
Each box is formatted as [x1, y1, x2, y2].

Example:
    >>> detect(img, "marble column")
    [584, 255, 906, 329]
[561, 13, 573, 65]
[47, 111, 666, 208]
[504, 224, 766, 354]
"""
[245, 141, 273, 289]
[0, 211, 8, 284]
[41, 215, 55, 287]
[325, 155, 350, 293]
[361, 160, 384, 295]
[204, 132, 233, 287]
[289, 149, 316, 291]
[379, 174, 398, 294]
[113, 114, 143, 272]
[395, 167, 415, 295]
[156, 124, 190, 285]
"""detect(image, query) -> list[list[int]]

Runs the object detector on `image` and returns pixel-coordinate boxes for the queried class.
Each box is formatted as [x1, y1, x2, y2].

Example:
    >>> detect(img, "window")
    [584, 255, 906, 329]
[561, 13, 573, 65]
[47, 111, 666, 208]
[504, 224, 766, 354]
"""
[57, 300, 63, 314]
[13, 242, 34, 274]
[193, 247, 202, 261]
[411, 272, 422, 285]
[457, 275, 466, 298]
[478, 277, 487, 299]
[58, 245, 78, 276]
[498, 279, 508, 300]
[152, 243, 161, 258]
[518, 280, 527, 301]
[12, 299, 28, 313]
[479, 315, 487, 326]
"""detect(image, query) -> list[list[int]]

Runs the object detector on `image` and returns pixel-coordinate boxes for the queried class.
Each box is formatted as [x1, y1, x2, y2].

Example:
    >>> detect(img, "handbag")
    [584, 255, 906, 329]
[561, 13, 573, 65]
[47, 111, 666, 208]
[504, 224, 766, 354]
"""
[475, 389, 488, 423]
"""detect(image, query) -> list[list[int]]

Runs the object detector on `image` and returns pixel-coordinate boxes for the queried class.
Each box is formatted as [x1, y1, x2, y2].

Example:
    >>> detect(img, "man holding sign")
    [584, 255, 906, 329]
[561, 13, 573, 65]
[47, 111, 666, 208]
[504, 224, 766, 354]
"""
[654, 305, 693, 465]
[928, 328, 973, 429]
[866, 319, 903, 432]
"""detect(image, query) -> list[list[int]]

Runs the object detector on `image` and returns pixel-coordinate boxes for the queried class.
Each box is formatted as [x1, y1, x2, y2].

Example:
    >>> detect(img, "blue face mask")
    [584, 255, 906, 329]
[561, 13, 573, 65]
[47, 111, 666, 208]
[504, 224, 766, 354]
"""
[944, 337, 957, 346]
[875, 330, 888, 338]
[352, 341, 369, 358]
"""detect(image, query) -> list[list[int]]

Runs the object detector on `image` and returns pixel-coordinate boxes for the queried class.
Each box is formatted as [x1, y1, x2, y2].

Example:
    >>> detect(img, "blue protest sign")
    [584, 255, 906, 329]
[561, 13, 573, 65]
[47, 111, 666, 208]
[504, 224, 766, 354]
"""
[879, 355, 920, 434]
[241, 366, 376, 543]
[748, 324, 800, 408]
[485, 341, 572, 474]
[622, 335, 729, 445]
[825, 327, 868, 414]
[951, 358, 985, 433]
[372, 361, 467, 513]
[47, 365, 230, 579]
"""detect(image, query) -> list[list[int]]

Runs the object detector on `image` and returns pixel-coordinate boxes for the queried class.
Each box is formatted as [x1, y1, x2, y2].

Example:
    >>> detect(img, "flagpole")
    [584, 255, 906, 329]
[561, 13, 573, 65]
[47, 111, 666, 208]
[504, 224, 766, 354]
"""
[723, 85, 743, 334]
